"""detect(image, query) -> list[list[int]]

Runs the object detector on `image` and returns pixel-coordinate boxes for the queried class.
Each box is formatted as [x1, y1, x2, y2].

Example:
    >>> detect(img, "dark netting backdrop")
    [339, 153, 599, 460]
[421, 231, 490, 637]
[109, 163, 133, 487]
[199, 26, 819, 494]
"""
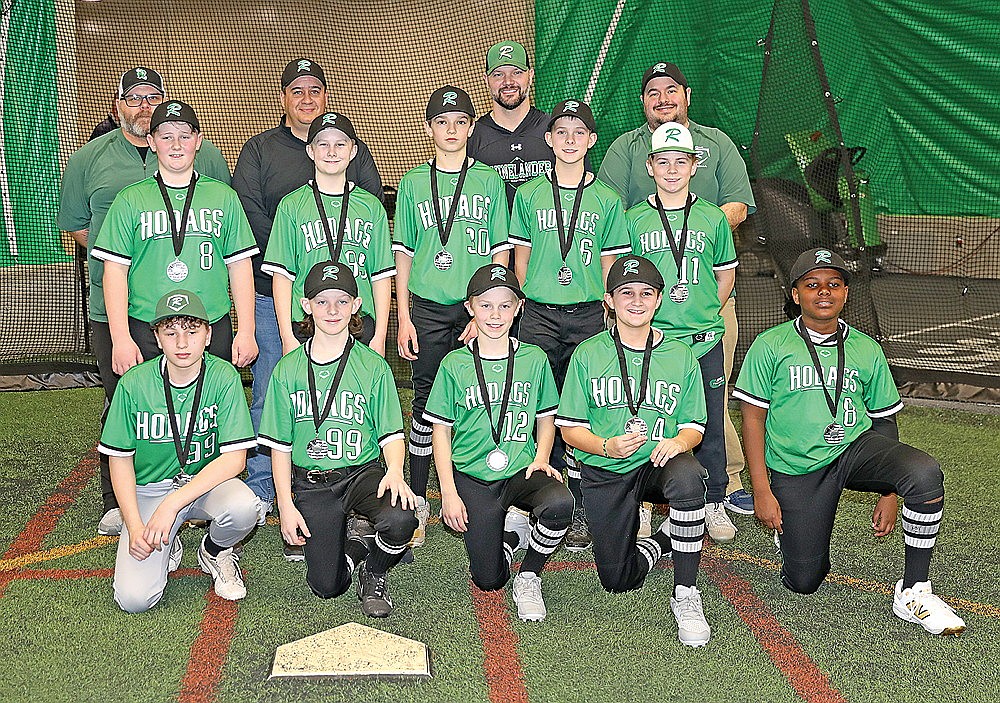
[3, 0, 998, 400]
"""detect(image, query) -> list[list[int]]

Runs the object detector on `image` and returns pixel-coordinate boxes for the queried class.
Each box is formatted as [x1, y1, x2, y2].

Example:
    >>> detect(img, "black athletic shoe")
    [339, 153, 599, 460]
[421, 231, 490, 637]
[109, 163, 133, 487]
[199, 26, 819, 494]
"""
[357, 564, 393, 617]
[564, 507, 592, 551]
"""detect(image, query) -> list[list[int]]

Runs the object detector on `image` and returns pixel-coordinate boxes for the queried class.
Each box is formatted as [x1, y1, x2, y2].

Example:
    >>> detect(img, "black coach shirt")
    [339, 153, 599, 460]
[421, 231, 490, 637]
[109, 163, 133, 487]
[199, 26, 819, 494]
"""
[232, 116, 384, 296]
[467, 107, 554, 210]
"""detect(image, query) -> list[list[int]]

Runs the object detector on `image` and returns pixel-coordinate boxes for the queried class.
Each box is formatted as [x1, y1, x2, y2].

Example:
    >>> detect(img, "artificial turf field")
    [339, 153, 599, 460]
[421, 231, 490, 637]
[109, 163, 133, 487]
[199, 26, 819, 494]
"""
[1, 387, 997, 703]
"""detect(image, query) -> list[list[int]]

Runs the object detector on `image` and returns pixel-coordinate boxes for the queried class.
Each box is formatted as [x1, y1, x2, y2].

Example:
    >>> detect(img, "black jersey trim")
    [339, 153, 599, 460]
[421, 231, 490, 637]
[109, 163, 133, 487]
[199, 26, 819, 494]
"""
[601, 243, 632, 256]
[220, 437, 257, 452]
[537, 404, 559, 417]
[391, 242, 415, 257]
[490, 241, 514, 254]
[97, 442, 135, 457]
[91, 247, 131, 266]
[422, 409, 454, 427]
[678, 421, 706, 434]
[370, 265, 397, 282]
[713, 258, 739, 271]
[554, 415, 590, 428]
[732, 388, 770, 408]
[261, 261, 295, 281]
[222, 245, 260, 264]
[257, 434, 292, 453]
[378, 430, 405, 447]
[867, 401, 903, 418]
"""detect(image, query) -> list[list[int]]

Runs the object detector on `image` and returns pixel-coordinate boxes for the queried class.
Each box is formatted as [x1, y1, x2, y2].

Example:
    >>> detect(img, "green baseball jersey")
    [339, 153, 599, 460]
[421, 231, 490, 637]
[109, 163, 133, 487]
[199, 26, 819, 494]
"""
[92, 175, 258, 323]
[262, 182, 394, 321]
[626, 195, 738, 357]
[98, 354, 255, 486]
[733, 319, 904, 476]
[424, 341, 559, 481]
[392, 159, 511, 305]
[509, 173, 631, 304]
[258, 341, 404, 470]
[57, 130, 230, 323]
[597, 120, 756, 212]
[556, 330, 707, 474]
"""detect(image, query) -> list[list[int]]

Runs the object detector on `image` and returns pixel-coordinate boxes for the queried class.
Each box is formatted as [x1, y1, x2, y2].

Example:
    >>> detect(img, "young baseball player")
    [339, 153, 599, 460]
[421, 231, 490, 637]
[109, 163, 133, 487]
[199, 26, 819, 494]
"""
[258, 262, 417, 617]
[394, 85, 512, 543]
[734, 248, 966, 636]
[625, 121, 738, 545]
[557, 255, 712, 647]
[99, 291, 258, 613]
[263, 111, 395, 356]
[510, 99, 630, 551]
[93, 100, 259, 376]
[425, 264, 572, 621]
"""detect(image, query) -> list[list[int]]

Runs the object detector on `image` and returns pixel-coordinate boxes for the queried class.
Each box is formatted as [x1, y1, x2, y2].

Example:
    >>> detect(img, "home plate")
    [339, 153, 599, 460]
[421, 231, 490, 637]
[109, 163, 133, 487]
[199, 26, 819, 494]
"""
[270, 622, 432, 679]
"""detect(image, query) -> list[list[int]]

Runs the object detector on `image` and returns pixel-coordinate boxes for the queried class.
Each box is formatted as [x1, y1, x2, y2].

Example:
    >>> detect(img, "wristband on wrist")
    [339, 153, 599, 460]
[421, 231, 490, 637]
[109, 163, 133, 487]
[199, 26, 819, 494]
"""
[602, 437, 610, 458]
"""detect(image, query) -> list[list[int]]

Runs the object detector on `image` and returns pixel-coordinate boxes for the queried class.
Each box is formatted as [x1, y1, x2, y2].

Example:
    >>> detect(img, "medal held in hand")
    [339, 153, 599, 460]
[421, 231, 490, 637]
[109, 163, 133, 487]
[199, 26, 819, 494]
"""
[428, 157, 470, 273]
[305, 337, 355, 463]
[155, 172, 198, 285]
[172, 471, 194, 489]
[794, 319, 848, 446]
[472, 338, 516, 472]
[612, 326, 653, 436]
[551, 171, 587, 288]
[653, 192, 693, 304]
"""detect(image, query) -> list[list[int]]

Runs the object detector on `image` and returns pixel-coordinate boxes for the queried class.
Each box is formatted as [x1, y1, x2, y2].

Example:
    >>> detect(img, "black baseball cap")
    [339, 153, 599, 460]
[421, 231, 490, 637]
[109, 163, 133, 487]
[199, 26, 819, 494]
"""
[467, 264, 525, 301]
[151, 290, 209, 325]
[426, 86, 476, 120]
[606, 255, 665, 293]
[547, 99, 597, 132]
[307, 112, 358, 144]
[281, 58, 327, 89]
[149, 100, 200, 133]
[303, 261, 359, 299]
[641, 61, 688, 93]
[789, 248, 852, 286]
[118, 67, 164, 97]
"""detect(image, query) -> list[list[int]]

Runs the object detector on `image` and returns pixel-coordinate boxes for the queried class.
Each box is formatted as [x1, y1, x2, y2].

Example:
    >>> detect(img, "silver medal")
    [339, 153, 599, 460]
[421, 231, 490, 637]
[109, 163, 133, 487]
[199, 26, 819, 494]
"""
[172, 471, 193, 488]
[823, 422, 845, 445]
[624, 416, 648, 435]
[433, 249, 453, 271]
[557, 265, 573, 286]
[306, 437, 329, 460]
[166, 259, 189, 283]
[668, 283, 689, 304]
[486, 447, 509, 472]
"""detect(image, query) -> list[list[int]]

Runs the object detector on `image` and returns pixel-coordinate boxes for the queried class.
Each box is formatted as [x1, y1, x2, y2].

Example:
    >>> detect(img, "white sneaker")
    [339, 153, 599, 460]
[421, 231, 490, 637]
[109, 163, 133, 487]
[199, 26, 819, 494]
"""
[410, 496, 430, 547]
[892, 580, 966, 636]
[705, 502, 737, 544]
[197, 537, 247, 601]
[504, 507, 531, 552]
[512, 571, 546, 621]
[671, 584, 711, 647]
[168, 536, 183, 573]
[637, 502, 653, 539]
[97, 508, 123, 536]
[253, 497, 271, 527]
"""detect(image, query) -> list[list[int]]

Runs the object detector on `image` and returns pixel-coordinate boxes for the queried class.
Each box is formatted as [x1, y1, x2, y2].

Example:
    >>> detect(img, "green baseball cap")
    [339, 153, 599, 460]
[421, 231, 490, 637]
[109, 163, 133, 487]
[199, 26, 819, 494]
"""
[648, 121, 697, 156]
[151, 290, 210, 325]
[486, 41, 530, 73]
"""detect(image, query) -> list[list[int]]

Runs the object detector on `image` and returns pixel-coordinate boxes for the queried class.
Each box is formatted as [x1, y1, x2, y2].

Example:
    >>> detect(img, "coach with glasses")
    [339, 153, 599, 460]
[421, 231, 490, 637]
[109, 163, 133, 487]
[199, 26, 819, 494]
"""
[58, 66, 231, 537]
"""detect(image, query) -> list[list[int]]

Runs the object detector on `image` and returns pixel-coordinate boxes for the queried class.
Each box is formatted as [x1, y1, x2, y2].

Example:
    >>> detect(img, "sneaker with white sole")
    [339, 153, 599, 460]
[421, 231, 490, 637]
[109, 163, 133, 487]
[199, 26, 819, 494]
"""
[670, 584, 711, 647]
[705, 502, 737, 543]
[564, 507, 592, 551]
[723, 489, 754, 515]
[637, 502, 653, 539]
[356, 564, 393, 617]
[892, 580, 966, 636]
[504, 508, 531, 552]
[512, 571, 546, 621]
[168, 536, 183, 573]
[197, 537, 247, 601]
[410, 496, 430, 548]
[282, 542, 305, 562]
[98, 508, 123, 536]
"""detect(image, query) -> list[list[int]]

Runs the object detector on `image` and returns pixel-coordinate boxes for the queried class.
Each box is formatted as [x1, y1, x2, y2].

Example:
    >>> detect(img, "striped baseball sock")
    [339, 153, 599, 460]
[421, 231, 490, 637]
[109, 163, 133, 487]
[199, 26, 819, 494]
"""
[901, 497, 942, 588]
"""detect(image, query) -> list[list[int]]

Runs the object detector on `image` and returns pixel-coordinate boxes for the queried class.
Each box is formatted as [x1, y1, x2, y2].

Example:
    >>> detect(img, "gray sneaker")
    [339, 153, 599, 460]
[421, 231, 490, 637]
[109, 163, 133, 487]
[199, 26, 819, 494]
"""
[168, 536, 183, 573]
[512, 571, 546, 622]
[356, 564, 393, 617]
[197, 537, 247, 601]
[253, 497, 272, 527]
[97, 508, 123, 536]
[671, 584, 711, 647]
[705, 502, 737, 543]
[564, 507, 592, 551]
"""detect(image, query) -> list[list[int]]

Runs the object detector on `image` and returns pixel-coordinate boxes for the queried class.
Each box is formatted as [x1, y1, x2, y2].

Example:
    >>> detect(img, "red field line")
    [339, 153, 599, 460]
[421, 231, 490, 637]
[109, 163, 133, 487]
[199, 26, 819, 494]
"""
[178, 590, 241, 703]
[470, 584, 529, 703]
[3, 449, 99, 559]
[701, 554, 847, 703]
[13, 567, 203, 581]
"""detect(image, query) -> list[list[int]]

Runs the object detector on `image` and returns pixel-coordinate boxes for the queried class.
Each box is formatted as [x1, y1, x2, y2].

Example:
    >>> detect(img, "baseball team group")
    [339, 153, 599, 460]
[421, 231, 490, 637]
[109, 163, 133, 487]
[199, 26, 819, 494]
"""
[56, 40, 965, 646]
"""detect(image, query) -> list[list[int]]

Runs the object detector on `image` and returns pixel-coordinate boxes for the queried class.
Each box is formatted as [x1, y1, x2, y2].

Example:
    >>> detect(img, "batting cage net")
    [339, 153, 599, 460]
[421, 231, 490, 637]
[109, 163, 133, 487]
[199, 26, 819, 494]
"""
[2, 0, 998, 401]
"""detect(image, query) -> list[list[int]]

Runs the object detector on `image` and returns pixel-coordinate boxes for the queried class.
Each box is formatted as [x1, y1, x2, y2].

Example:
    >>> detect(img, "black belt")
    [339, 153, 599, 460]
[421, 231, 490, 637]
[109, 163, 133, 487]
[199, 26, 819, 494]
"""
[530, 299, 603, 314]
[292, 460, 376, 485]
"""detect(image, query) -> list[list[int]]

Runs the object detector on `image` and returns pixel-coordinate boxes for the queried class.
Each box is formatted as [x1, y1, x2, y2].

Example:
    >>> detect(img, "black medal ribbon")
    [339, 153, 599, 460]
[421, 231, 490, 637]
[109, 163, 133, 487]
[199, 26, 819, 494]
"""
[794, 318, 846, 422]
[305, 337, 356, 440]
[429, 157, 471, 251]
[162, 357, 207, 477]
[471, 338, 516, 451]
[154, 172, 199, 259]
[652, 192, 693, 281]
[311, 180, 352, 265]
[612, 326, 654, 423]
[550, 170, 588, 265]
